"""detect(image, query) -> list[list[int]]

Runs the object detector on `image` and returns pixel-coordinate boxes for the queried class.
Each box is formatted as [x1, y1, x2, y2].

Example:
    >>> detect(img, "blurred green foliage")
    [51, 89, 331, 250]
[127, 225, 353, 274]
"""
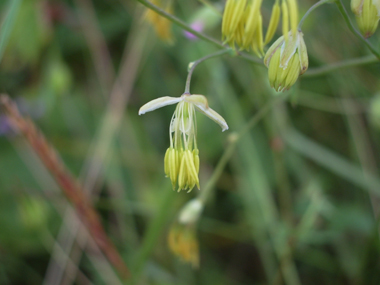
[1, 0, 380, 284]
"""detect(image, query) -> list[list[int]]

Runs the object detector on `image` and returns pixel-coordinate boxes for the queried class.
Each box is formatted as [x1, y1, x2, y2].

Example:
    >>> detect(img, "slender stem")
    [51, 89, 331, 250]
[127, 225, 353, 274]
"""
[135, 0, 263, 66]
[198, 141, 236, 203]
[304, 55, 378, 77]
[198, 96, 286, 203]
[185, 49, 231, 94]
[298, 0, 332, 28]
[335, 0, 380, 60]
[135, 0, 224, 49]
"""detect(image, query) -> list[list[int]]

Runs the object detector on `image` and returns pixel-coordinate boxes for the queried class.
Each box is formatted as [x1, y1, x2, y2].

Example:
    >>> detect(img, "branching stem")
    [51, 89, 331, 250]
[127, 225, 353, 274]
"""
[185, 49, 231, 94]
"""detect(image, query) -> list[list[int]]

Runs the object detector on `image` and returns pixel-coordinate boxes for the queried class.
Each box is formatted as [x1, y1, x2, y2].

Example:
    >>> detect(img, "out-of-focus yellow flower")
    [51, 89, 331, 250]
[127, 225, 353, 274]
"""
[264, 30, 308, 92]
[221, 0, 299, 57]
[351, 0, 380, 38]
[139, 94, 228, 192]
[168, 224, 199, 267]
[145, 0, 173, 43]
[168, 199, 204, 267]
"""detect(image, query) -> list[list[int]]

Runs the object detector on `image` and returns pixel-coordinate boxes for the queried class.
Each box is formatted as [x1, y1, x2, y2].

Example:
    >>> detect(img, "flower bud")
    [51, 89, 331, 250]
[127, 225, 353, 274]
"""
[264, 30, 308, 92]
[351, 0, 380, 38]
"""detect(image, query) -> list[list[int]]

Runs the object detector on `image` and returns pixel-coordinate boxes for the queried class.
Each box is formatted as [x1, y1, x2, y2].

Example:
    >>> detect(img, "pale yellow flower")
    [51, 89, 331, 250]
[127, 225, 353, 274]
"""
[139, 94, 228, 192]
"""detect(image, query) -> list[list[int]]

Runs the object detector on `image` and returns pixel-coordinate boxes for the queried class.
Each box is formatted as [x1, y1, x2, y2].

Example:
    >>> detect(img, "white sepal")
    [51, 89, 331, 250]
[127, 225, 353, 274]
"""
[185, 94, 229, 132]
[139, 96, 182, 115]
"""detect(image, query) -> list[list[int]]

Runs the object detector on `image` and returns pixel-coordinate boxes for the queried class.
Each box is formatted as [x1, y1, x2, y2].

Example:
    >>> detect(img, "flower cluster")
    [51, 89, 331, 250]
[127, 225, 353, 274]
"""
[139, 94, 228, 193]
[221, 0, 299, 57]
[351, 0, 380, 38]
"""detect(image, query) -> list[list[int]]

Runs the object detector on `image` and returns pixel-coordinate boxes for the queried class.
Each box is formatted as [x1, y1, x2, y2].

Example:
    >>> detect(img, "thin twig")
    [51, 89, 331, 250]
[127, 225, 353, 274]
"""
[135, 0, 223, 48]
[0, 95, 130, 280]
[135, 0, 263, 65]
[185, 49, 231, 94]
[298, 0, 332, 29]
[304, 55, 378, 77]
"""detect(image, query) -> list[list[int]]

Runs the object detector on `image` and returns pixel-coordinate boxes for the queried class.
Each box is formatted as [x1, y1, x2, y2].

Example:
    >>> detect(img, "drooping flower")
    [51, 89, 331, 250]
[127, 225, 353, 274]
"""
[221, 0, 299, 57]
[351, 0, 380, 38]
[264, 30, 308, 92]
[139, 94, 228, 192]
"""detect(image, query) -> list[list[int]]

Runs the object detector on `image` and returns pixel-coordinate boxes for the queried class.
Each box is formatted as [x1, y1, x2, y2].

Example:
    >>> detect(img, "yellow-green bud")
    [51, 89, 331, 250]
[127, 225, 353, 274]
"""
[351, 0, 380, 38]
[264, 30, 308, 92]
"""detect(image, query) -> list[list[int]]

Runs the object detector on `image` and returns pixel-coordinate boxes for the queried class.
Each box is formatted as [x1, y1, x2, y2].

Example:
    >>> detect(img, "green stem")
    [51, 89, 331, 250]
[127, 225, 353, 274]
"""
[198, 96, 286, 204]
[335, 0, 380, 60]
[198, 141, 236, 203]
[298, 0, 332, 29]
[304, 55, 378, 77]
[185, 49, 231, 94]
[136, 0, 224, 48]
[135, 0, 263, 65]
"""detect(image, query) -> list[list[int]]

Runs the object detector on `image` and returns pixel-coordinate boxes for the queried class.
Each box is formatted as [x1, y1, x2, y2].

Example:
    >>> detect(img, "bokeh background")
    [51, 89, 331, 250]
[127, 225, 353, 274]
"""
[1, 0, 380, 284]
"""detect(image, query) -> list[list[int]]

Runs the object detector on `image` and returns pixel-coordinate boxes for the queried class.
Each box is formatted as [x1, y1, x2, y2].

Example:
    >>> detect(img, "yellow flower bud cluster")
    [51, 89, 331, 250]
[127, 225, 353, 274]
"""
[264, 30, 308, 92]
[221, 0, 299, 57]
[145, 0, 173, 43]
[351, 0, 380, 38]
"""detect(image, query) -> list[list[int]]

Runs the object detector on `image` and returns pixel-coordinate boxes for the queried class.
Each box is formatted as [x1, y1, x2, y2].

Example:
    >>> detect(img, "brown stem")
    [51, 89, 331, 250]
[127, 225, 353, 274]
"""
[0, 94, 130, 280]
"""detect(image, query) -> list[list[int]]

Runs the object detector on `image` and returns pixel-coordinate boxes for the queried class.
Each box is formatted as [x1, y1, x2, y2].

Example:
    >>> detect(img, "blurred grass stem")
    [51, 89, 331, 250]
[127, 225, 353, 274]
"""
[0, 95, 130, 280]
[0, 0, 22, 63]
[335, 0, 380, 60]
[198, 96, 287, 204]
[304, 55, 378, 77]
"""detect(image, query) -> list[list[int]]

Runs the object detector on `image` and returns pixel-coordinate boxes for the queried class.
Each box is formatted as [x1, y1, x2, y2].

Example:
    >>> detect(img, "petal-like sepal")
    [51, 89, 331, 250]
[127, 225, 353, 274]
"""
[298, 33, 308, 75]
[139, 96, 182, 115]
[264, 35, 284, 66]
[184, 95, 229, 132]
[279, 32, 298, 68]
[351, 0, 364, 14]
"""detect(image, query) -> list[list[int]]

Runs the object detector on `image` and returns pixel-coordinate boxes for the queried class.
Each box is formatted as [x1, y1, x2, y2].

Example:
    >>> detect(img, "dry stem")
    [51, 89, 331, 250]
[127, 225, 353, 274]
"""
[0, 94, 130, 280]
